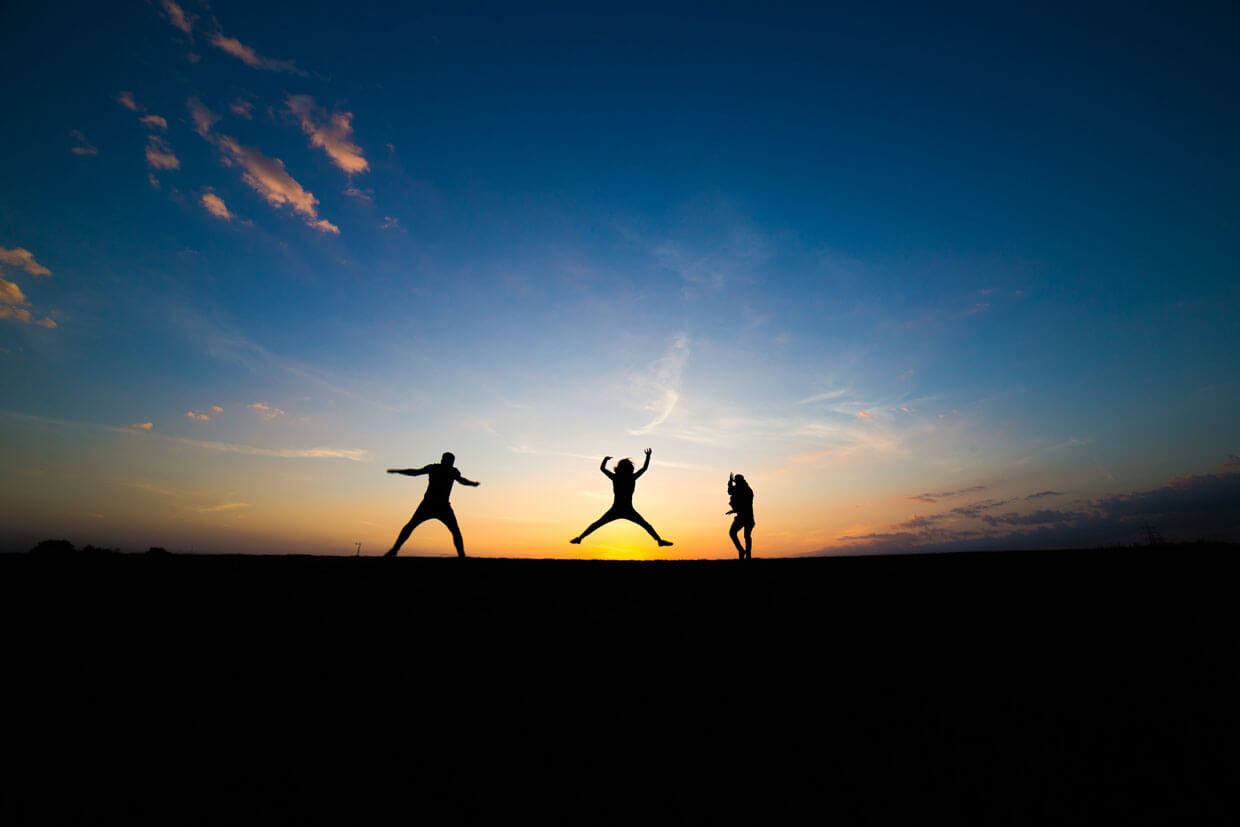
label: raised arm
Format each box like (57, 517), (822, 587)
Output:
(634, 448), (652, 478)
(599, 456), (615, 479)
(386, 466), (430, 476)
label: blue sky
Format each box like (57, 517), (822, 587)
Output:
(1, 1), (1237, 556)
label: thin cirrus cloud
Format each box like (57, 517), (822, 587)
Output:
(189, 99), (339, 234)
(139, 114), (168, 130)
(230, 98), (254, 119)
(209, 33), (302, 74)
(186, 411), (211, 421)
(629, 333), (690, 436)
(117, 91), (140, 111)
(285, 94), (369, 175)
(200, 191), (233, 221)
(248, 402), (286, 420)
(197, 502), (250, 513)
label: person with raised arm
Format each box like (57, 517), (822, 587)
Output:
(384, 451), (479, 557)
(726, 473), (755, 559)
(571, 448), (673, 547)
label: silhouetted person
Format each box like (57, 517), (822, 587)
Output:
(385, 452), (479, 557)
(571, 448), (673, 547)
(727, 473), (755, 559)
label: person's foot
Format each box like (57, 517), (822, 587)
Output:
(569, 537), (582, 544)
(658, 539), (673, 547)
(384, 548), (398, 557)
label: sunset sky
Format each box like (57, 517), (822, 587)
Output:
(2, 1), (1238, 557)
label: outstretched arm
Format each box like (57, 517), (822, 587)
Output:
(599, 456), (615, 479)
(387, 466), (429, 476)
(634, 448), (652, 479)
(458, 475), (480, 487)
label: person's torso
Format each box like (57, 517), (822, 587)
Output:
(612, 474), (635, 506)
(423, 464), (459, 502)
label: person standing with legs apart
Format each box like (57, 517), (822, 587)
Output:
(385, 452), (479, 557)
(727, 473), (755, 559)
(571, 448), (673, 547)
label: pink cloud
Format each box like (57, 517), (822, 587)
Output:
(285, 95), (369, 175)
(139, 114), (168, 130)
(0, 247), (52, 277)
(131, 422), (154, 431)
(161, 0), (194, 34)
(188, 97), (219, 137)
(117, 91), (140, 112)
(70, 130), (98, 156)
(145, 135), (180, 170)
(215, 135), (338, 233)
(248, 402), (286, 420)
(200, 191), (233, 221)
(186, 411), (211, 421)
(209, 33), (300, 74)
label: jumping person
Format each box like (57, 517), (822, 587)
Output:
(385, 452), (479, 557)
(726, 473), (755, 559)
(571, 448), (673, 547)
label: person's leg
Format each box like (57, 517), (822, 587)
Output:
(729, 518), (745, 558)
(627, 510), (673, 546)
(743, 522), (754, 559)
(386, 509), (432, 556)
(572, 510), (618, 543)
(438, 508), (466, 558)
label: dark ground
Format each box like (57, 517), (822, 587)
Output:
(3, 545), (1236, 824)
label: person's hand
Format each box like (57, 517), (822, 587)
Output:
(386, 469), (398, 473)
(729, 472), (734, 481)
(603, 456), (612, 462)
(644, 448), (652, 457)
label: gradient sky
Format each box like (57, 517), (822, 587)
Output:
(2, 1), (1238, 557)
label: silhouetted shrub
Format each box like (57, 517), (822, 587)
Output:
(81, 545), (118, 555)
(146, 547), (171, 556)
(30, 539), (74, 555)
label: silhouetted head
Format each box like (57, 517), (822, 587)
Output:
(734, 474), (746, 485)
(615, 458), (635, 476)
(441, 451), (456, 467)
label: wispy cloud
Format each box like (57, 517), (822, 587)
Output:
(167, 437), (367, 461)
(248, 402), (286, 420)
(186, 410), (211, 421)
(209, 33), (301, 74)
(160, 0), (194, 34)
(1, 410), (367, 461)
(188, 97), (219, 137)
(215, 134), (339, 233)
(0, 248), (52, 277)
(285, 94), (369, 175)
(905, 485), (986, 504)
(230, 98), (254, 119)
(139, 114), (168, 130)
(117, 91), (140, 112)
(200, 191), (233, 221)
(0, 250), (56, 328)
(145, 135), (180, 170)
(197, 502), (250, 512)
(1025, 490), (1063, 500)
(70, 130), (98, 156)
(189, 97), (339, 232)
(629, 333), (690, 435)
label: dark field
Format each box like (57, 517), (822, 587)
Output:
(4, 546), (1236, 823)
